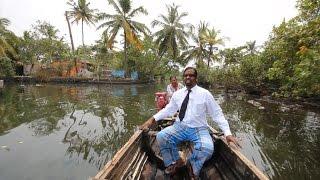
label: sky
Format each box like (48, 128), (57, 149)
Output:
(0, 0), (298, 49)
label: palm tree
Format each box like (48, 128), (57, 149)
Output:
(97, 0), (149, 77)
(65, 11), (75, 55)
(0, 17), (16, 57)
(151, 4), (190, 61)
(245, 40), (258, 55)
(67, 0), (97, 46)
(64, 11), (77, 73)
(201, 27), (225, 68)
(180, 21), (209, 67)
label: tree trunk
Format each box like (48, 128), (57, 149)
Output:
(124, 30), (128, 78)
(65, 11), (75, 54)
(81, 19), (84, 47)
(208, 45), (213, 68)
(65, 11), (77, 73)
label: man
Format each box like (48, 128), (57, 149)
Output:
(141, 67), (239, 178)
(166, 76), (184, 102)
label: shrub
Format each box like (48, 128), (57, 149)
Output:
(0, 57), (15, 77)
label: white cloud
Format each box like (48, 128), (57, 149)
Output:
(0, 0), (297, 48)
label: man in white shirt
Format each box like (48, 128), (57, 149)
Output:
(141, 67), (239, 178)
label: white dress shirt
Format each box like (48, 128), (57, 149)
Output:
(153, 85), (232, 136)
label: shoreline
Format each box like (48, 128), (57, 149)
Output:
(1, 76), (153, 85)
(1, 76), (319, 107)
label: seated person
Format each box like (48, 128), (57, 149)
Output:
(142, 67), (239, 179)
(167, 76), (184, 102)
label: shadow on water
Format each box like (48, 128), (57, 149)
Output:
(0, 84), (319, 180)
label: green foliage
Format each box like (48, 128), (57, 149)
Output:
(0, 17), (18, 58)
(76, 45), (94, 61)
(292, 49), (320, 96)
(197, 65), (241, 90)
(97, 0), (149, 77)
(239, 55), (266, 91)
(67, 0), (97, 46)
(126, 37), (178, 80)
(296, 0), (320, 21)
(151, 4), (189, 61)
(0, 56), (15, 77)
(261, 0), (320, 98)
(19, 21), (70, 65)
(221, 47), (245, 66)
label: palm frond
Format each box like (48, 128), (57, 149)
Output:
(107, 0), (123, 15)
(128, 6), (148, 17)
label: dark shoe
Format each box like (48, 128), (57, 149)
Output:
(186, 162), (199, 180)
(164, 159), (185, 175)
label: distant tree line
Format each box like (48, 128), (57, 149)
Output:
(0, 0), (319, 98)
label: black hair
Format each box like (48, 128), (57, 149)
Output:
(183, 67), (197, 77)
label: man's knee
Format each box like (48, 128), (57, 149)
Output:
(156, 131), (167, 144)
(204, 141), (214, 156)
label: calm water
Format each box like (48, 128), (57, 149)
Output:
(0, 84), (319, 180)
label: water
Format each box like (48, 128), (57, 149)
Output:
(0, 84), (319, 180)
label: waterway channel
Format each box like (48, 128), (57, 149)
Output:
(0, 84), (319, 180)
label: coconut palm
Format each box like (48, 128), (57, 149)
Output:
(64, 11), (77, 73)
(245, 40), (258, 55)
(0, 17), (16, 57)
(67, 0), (97, 46)
(180, 21), (209, 67)
(0, 18), (10, 32)
(97, 0), (149, 77)
(65, 11), (75, 55)
(201, 27), (225, 67)
(151, 4), (190, 61)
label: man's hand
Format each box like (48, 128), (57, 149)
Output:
(139, 117), (155, 132)
(226, 135), (241, 148)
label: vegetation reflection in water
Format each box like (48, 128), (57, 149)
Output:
(0, 84), (319, 180)
(0, 84), (158, 180)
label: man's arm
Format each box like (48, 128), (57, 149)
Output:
(206, 92), (232, 136)
(140, 93), (178, 131)
(140, 116), (155, 131)
(206, 92), (241, 147)
(153, 93), (178, 120)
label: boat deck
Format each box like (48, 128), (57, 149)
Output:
(93, 120), (268, 180)
(139, 136), (240, 180)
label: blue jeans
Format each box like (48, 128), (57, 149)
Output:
(156, 122), (214, 176)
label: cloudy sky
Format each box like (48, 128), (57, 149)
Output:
(1, 0), (298, 48)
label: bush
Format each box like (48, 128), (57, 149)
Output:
(34, 68), (51, 82)
(0, 57), (15, 77)
(239, 55), (266, 92)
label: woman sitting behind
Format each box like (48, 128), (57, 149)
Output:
(167, 76), (184, 102)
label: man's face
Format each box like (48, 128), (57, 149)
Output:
(183, 69), (197, 88)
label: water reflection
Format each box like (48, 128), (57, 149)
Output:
(0, 84), (319, 180)
(0, 84), (158, 180)
(214, 94), (320, 180)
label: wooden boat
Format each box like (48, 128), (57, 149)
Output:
(93, 117), (269, 180)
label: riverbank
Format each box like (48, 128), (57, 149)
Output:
(1, 76), (153, 85)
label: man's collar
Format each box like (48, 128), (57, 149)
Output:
(184, 85), (198, 92)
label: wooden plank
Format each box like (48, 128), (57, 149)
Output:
(120, 148), (142, 179)
(94, 118), (156, 179)
(131, 152), (147, 179)
(94, 130), (143, 179)
(137, 155), (148, 179)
